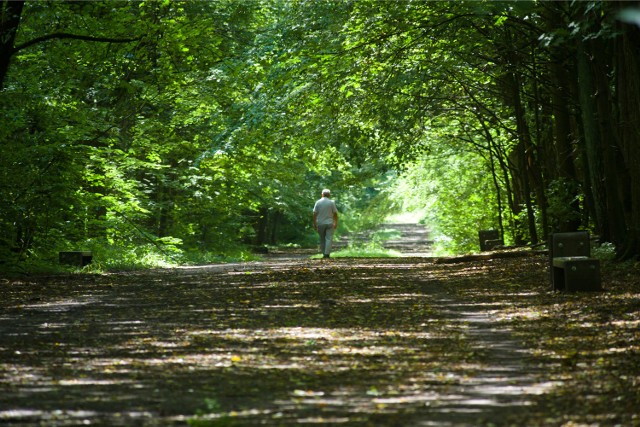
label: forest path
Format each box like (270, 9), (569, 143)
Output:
(362, 222), (433, 257)
(269, 222), (434, 260)
(0, 251), (562, 426)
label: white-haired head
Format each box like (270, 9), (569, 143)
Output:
(322, 189), (331, 197)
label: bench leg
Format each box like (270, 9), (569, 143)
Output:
(554, 260), (602, 292)
(552, 266), (566, 291)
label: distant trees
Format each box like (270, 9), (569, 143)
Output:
(266, 0), (640, 259)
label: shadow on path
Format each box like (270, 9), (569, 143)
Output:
(417, 297), (555, 426)
(0, 242), (558, 426)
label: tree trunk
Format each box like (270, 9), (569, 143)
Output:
(549, 62), (577, 181)
(576, 38), (608, 239)
(614, 13), (640, 260)
(0, 0), (24, 89)
(590, 37), (628, 248)
(269, 210), (281, 245)
(508, 145), (530, 246)
(487, 138), (505, 240)
(255, 207), (268, 246)
(548, 60), (583, 233)
(529, 43), (554, 240)
(508, 70), (539, 245)
(544, 2), (579, 181)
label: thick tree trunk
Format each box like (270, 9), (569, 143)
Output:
(614, 16), (640, 260)
(544, 2), (579, 182)
(495, 140), (518, 244)
(508, 71), (539, 245)
(550, 62), (577, 181)
(508, 145), (532, 246)
(576, 38), (608, 239)
(0, 0), (24, 89)
(548, 61), (582, 233)
(530, 51), (550, 239)
(590, 37), (628, 248)
(532, 1), (582, 235)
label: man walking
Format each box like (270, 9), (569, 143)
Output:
(313, 189), (338, 259)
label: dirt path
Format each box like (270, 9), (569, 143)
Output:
(1, 225), (638, 426)
(331, 223), (434, 257)
(0, 258), (540, 426)
(375, 223), (434, 257)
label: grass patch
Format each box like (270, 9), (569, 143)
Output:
(1, 243), (264, 276)
(385, 211), (426, 224)
(371, 228), (402, 241)
(83, 246), (262, 273)
(311, 242), (401, 259)
(309, 223), (406, 259)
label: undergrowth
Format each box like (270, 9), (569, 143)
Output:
(0, 242), (261, 276)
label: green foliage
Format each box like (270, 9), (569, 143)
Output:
(371, 228), (403, 242)
(546, 178), (583, 232)
(85, 243), (179, 272)
(317, 243), (401, 259)
(3, 0), (640, 270)
(592, 242), (617, 261)
(390, 144), (500, 255)
(1, 0), (327, 271)
(71, 242), (259, 273)
(339, 195), (390, 236)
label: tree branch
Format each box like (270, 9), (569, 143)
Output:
(12, 32), (140, 54)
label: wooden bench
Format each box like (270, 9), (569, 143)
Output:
(479, 229), (503, 251)
(59, 251), (93, 267)
(549, 232), (601, 291)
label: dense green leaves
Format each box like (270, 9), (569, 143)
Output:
(2, 0), (640, 270)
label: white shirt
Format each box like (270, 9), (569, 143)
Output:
(313, 197), (337, 225)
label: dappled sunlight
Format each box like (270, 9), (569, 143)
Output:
(1, 255), (638, 425)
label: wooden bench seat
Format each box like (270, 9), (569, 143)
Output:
(479, 229), (503, 251)
(552, 256), (601, 292)
(59, 251), (93, 267)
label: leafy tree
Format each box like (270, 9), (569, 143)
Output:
(3, 0), (640, 269)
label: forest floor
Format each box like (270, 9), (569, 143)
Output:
(1, 224), (639, 426)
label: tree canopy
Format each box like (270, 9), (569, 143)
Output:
(2, 0), (640, 270)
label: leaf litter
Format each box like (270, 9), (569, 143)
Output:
(0, 253), (639, 426)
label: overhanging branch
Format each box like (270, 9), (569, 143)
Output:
(12, 32), (141, 54)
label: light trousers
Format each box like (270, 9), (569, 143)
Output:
(317, 224), (334, 255)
